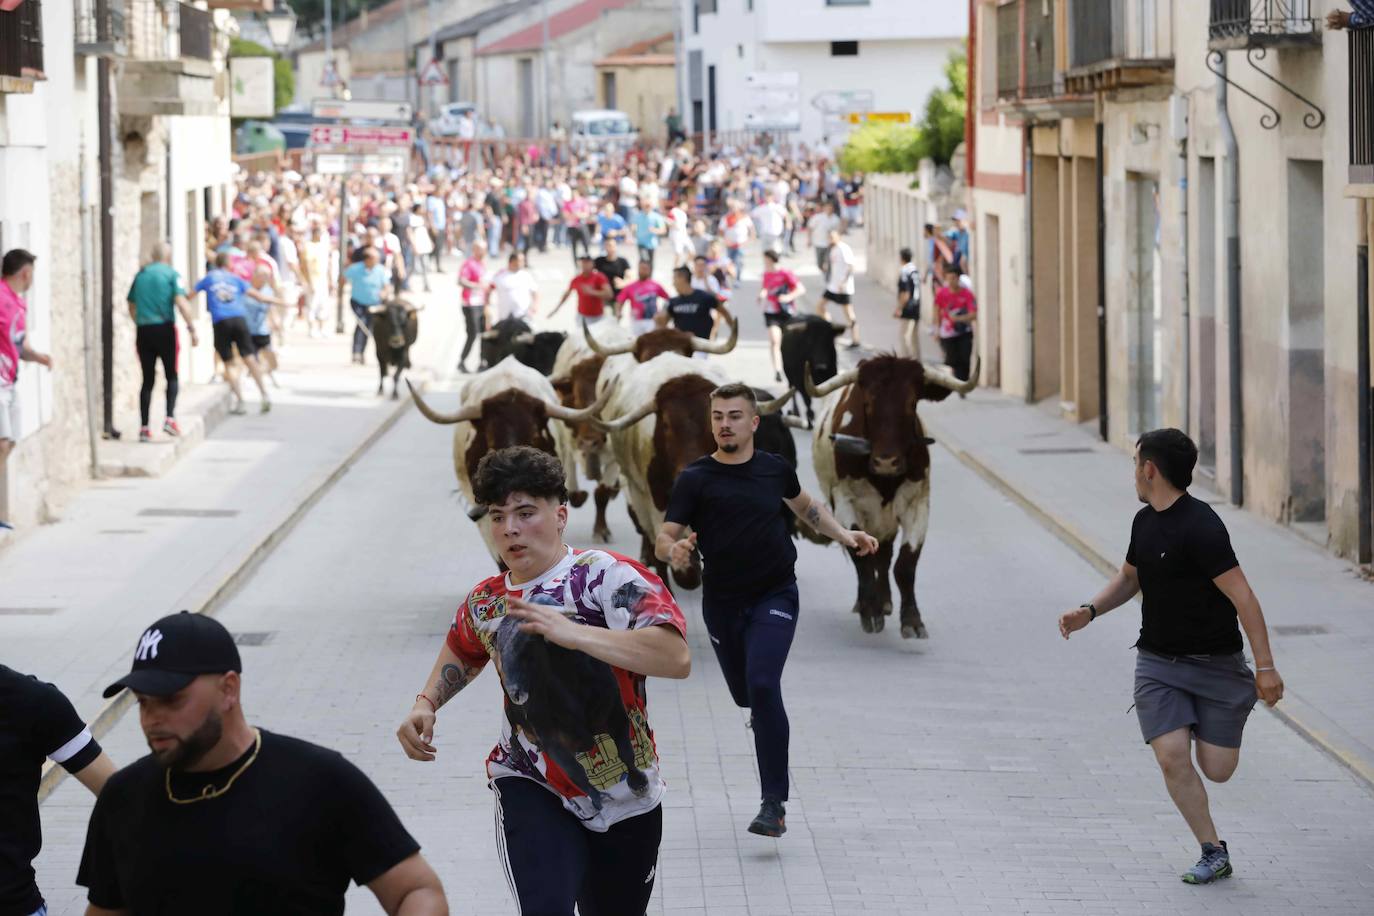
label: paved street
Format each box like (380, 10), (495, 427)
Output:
(22, 241), (1374, 914)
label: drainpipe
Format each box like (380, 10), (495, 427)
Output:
(1096, 119), (1108, 441)
(1357, 199), (1371, 564)
(98, 56), (117, 440)
(1217, 53), (1243, 506)
(1024, 124), (1035, 403)
(79, 143), (100, 478)
(1172, 93), (1190, 438)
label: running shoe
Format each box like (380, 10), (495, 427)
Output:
(162, 418), (181, 437)
(138, 427), (152, 443)
(0, 520), (13, 530)
(1182, 841), (1231, 885)
(229, 402), (248, 417)
(260, 400), (272, 415)
(747, 799), (786, 837)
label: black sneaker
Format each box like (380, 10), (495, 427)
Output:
(1182, 841), (1232, 884)
(747, 799), (786, 837)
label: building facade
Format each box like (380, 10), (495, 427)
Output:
(970, 0), (1374, 564)
(676, 0), (964, 147)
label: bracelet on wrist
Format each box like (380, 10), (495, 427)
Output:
(1081, 603), (1097, 621)
(1255, 666), (1276, 673)
(415, 693), (437, 712)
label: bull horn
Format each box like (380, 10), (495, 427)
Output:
(480, 329), (499, 340)
(588, 395), (656, 433)
(782, 415), (809, 430)
(512, 332), (535, 345)
(367, 304), (388, 314)
(545, 377), (618, 425)
(922, 355), (981, 395)
(756, 388), (794, 415)
(407, 380), (483, 424)
(805, 363), (858, 399)
(583, 318), (633, 357)
(690, 315), (739, 355)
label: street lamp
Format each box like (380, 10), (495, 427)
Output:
(264, 4), (297, 51)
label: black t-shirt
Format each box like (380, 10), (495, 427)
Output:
(666, 290), (720, 338)
(1126, 494), (1243, 655)
(77, 730), (418, 915)
(594, 255), (630, 289)
(0, 665), (102, 916)
(665, 451), (801, 601)
(898, 262), (920, 320)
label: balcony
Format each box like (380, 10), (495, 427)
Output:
(118, 0), (218, 117)
(1208, 0), (1319, 51)
(1353, 29), (1374, 187)
(75, 0), (128, 57)
(995, 0), (1090, 119)
(0, 0), (43, 93)
(1065, 0), (1174, 94)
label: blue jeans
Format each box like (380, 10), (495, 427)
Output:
(351, 299), (374, 357)
(727, 245), (745, 283)
(30, 906), (48, 916)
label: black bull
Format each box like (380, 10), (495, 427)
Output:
(371, 303), (419, 399)
(780, 314), (845, 427)
(481, 317), (566, 376)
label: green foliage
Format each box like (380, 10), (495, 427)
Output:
(228, 38), (294, 114)
(837, 45), (967, 173)
(289, 0), (392, 40)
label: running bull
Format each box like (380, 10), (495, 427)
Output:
(370, 300), (422, 399)
(480, 317), (567, 376)
(807, 354), (979, 637)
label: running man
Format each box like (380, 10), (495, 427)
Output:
(1058, 428), (1284, 886)
(397, 446), (689, 915)
(80, 612), (448, 914)
(193, 253), (271, 415)
(616, 260), (671, 335)
(656, 384), (878, 837)
(818, 227), (859, 348)
(126, 242), (198, 443)
(892, 246), (921, 358)
(0, 250), (51, 530)
(757, 249), (804, 382)
(549, 254), (613, 324)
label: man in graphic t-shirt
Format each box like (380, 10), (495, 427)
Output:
(616, 261), (671, 335)
(662, 266), (726, 353)
(1, 665), (116, 916)
(656, 384), (877, 838)
(398, 446), (688, 915)
(550, 255), (613, 323)
(1058, 428), (1284, 887)
(892, 246), (921, 358)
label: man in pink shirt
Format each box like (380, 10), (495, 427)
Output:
(616, 261), (671, 335)
(457, 240), (491, 374)
(757, 250), (805, 382)
(1, 250), (53, 530)
(933, 263), (977, 386)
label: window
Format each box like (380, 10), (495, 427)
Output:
(831, 41), (859, 56)
(692, 0), (699, 33)
(699, 0), (716, 12)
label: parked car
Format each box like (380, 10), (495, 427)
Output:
(569, 109), (637, 154)
(234, 121), (286, 155)
(432, 102), (478, 137)
(271, 108), (325, 150)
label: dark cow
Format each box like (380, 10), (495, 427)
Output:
(496, 612), (647, 812)
(780, 314), (847, 427)
(582, 315), (739, 363)
(369, 301), (420, 399)
(480, 317), (567, 375)
(808, 355), (980, 637)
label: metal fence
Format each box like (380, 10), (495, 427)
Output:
(995, 0), (1020, 99)
(1353, 29), (1374, 184)
(75, 0), (126, 49)
(125, 0), (212, 61)
(1023, 0), (1057, 97)
(0, 0), (44, 79)
(1209, 0), (1317, 43)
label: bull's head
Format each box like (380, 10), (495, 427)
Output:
(806, 356), (980, 477)
(495, 616), (535, 706)
(407, 377), (618, 432)
(583, 316), (739, 362)
(551, 355), (611, 467)
(784, 316), (847, 386)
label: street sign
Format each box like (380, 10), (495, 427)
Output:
(315, 152), (407, 175)
(418, 58), (448, 87)
(229, 57), (275, 119)
(846, 111), (912, 125)
(743, 70), (800, 130)
(311, 98), (413, 123)
(309, 125), (415, 149)
(320, 61), (341, 88)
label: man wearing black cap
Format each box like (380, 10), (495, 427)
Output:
(77, 611), (449, 915)
(1, 666), (115, 916)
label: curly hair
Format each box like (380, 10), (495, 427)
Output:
(472, 446), (568, 507)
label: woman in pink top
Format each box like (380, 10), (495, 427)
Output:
(457, 240), (491, 374)
(563, 194), (592, 266)
(757, 249), (805, 381)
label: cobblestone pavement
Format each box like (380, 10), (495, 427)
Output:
(30, 240), (1374, 915)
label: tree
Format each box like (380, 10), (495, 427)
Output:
(228, 37), (294, 114)
(837, 45), (967, 173)
(290, 0), (394, 39)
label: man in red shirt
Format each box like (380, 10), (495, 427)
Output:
(757, 250), (805, 382)
(550, 255), (613, 323)
(932, 263), (976, 385)
(615, 261), (671, 335)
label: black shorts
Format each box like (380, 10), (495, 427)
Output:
(212, 316), (256, 361)
(764, 312), (794, 329)
(823, 290), (851, 306)
(251, 334), (273, 351)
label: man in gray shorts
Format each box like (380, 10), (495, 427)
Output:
(1057, 428), (1284, 886)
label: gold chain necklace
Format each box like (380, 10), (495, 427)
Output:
(164, 728), (262, 805)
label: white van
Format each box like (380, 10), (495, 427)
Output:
(569, 109), (637, 153)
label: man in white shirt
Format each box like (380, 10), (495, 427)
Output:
(668, 201), (694, 267)
(490, 251), (540, 323)
(750, 194), (787, 258)
(818, 228), (860, 348)
(806, 202), (842, 276)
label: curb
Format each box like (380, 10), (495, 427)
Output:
(923, 409), (1374, 796)
(36, 386), (421, 803)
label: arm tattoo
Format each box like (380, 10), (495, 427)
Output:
(804, 504), (822, 530)
(434, 661), (478, 707)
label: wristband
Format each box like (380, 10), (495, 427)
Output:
(1255, 666), (1276, 673)
(415, 694), (437, 712)
(1081, 603), (1097, 621)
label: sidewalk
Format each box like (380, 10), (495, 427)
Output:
(1, 259), (469, 797)
(839, 239), (1374, 790)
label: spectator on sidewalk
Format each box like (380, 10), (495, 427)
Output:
(818, 228), (860, 349)
(300, 222), (335, 340)
(126, 242), (199, 443)
(194, 253), (273, 416)
(1, 664), (117, 916)
(893, 246), (921, 358)
(245, 265), (292, 384)
(425, 185), (448, 271)
(617, 260), (672, 335)
(1058, 428), (1285, 887)
(806, 202), (841, 276)
(342, 247), (390, 367)
(758, 250), (804, 382)
(0, 250), (52, 530)
(932, 263), (976, 385)
(456, 240), (491, 374)
(840, 172), (865, 229)
(1326, 1), (1374, 29)
(550, 255), (613, 325)
(82, 612), (449, 914)
(490, 251), (540, 325)
(407, 204), (434, 293)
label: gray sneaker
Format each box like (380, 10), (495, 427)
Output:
(1182, 841), (1232, 884)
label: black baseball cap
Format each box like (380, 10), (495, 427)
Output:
(102, 611), (242, 699)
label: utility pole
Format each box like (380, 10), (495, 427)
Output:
(542, 0), (551, 134)
(403, 0), (413, 110)
(323, 0), (333, 96)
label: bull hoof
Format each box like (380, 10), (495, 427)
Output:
(882, 599), (893, 616)
(871, 614), (885, 633)
(860, 615), (876, 633)
(900, 621), (929, 640)
(592, 525), (612, 543)
(569, 490), (589, 508)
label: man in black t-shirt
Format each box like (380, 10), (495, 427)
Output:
(1, 667), (115, 916)
(78, 612), (448, 916)
(661, 266), (725, 345)
(593, 237), (631, 301)
(1057, 428), (1284, 887)
(656, 383), (877, 838)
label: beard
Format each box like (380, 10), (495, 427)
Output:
(148, 710), (224, 771)
(720, 442), (739, 453)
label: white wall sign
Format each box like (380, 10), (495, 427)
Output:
(743, 71), (801, 130)
(230, 57), (276, 119)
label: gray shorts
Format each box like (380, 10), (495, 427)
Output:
(1133, 648), (1257, 748)
(0, 384), (18, 443)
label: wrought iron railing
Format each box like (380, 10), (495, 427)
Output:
(75, 0), (127, 51)
(1353, 29), (1374, 184)
(1209, 0), (1318, 44)
(0, 0), (44, 79)
(1070, 0), (1124, 68)
(996, 0), (1020, 99)
(178, 2), (211, 60)
(1023, 0), (1056, 97)
(125, 0), (212, 62)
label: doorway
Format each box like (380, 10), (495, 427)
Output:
(1127, 174), (1163, 435)
(601, 71), (617, 109)
(518, 58), (535, 137)
(1286, 159), (1326, 523)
